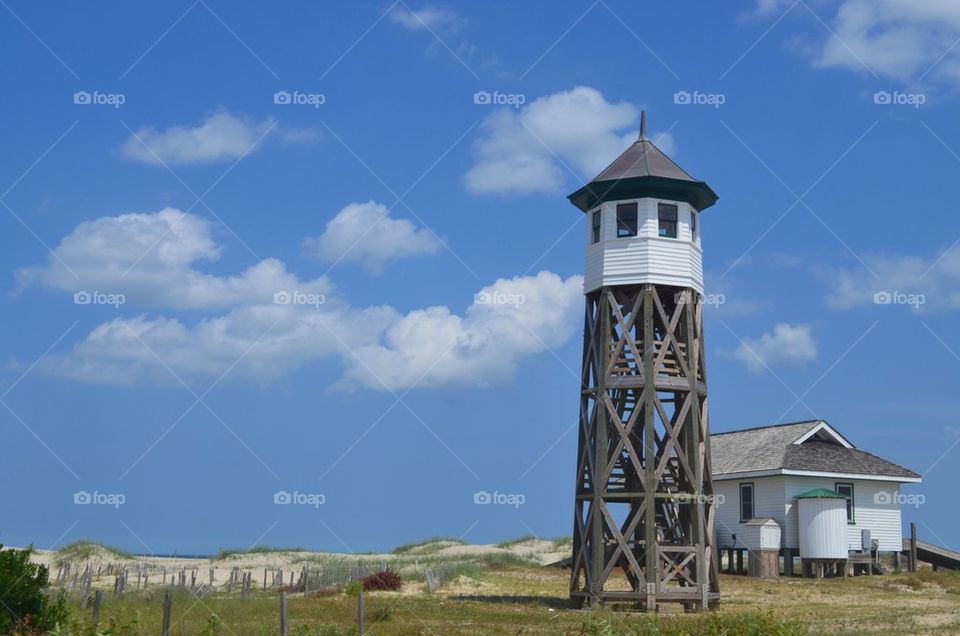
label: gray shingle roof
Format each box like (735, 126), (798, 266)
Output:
(711, 420), (920, 481)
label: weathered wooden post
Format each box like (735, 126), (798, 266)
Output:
(92, 590), (103, 628)
(279, 591), (288, 636)
(910, 522), (918, 573)
(162, 588), (173, 636)
(357, 588), (365, 635)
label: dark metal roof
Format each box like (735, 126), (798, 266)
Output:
(711, 420), (921, 481)
(568, 112), (718, 213)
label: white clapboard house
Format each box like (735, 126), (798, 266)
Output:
(711, 420), (921, 557)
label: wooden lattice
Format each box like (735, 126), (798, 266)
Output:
(570, 284), (720, 610)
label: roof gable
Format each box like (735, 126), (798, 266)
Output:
(711, 420), (921, 481)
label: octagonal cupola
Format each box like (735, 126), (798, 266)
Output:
(568, 112), (718, 294)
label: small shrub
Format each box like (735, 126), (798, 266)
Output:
(0, 545), (70, 633)
(360, 569), (402, 591)
(344, 580), (364, 597)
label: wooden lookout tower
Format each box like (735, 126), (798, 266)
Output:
(567, 112), (721, 610)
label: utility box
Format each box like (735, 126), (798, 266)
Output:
(743, 518), (781, 579)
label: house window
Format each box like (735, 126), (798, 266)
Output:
(616, 202), (638, 238)
(658, 203), (678, 238)
(592, 209), (601, 243)
(739, 483), (754, 522)
(836, 482), (855, 524)
(690, 211), (697, 241)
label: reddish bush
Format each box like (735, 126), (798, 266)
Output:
(360, 569), (402, 591)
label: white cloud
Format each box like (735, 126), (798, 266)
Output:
(121, 111), (317, 165)
(730, 323), (818, 372)
(465, 86), (641, 194)
(341, 271), (583, 390)
(826, 248), (960, 310)
(756, 0), (960, 85)
(20, 210), (583, 390)
(388, 5), (460, 33)
(303, 201), (441, 272)
(16, 208), (330, 310)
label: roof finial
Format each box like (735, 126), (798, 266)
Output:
(639, 110), (647, 141)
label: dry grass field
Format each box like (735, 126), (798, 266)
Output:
(26, 540), (960, 635)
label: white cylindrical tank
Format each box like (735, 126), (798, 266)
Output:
(797, 489), (848, 559)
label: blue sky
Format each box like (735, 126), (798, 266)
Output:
(1, 0), (958, 556)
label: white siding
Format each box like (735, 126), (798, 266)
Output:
(783, 476), (903, 552)
(583, 198), (703, 294)
(715, 475), (906, 552)
(715, 477), (785, 549)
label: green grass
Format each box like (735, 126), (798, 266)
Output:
(53, 590), (810, 636)
(56, 540), (134, 565)
(494, 534), (538, 548)
(390, 537), (466, 555)
(212, 546), (306, 561)
(44, 564), (960, 635)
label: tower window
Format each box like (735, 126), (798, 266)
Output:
(690, 211), (697, 241)
(658, 203), (678, 238)
(616, 202), (638, 238)
(591, 209), (602, 243)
